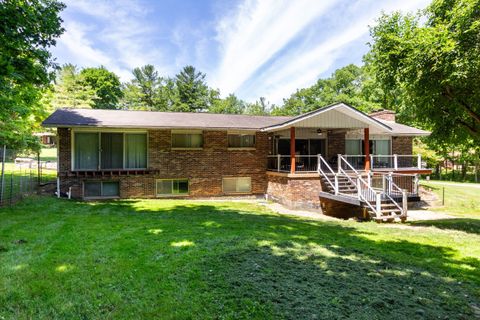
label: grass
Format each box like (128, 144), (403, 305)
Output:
(38, 147), (57, 162)
(0, 197), (479, 319)
(421, 180), (480, 217)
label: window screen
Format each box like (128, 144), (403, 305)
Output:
(222, 177), (252, 194)
(346, 140), (361, 155)
(156, 179), (189, 195)
(228, 134), (255, 148)
(172, 133), (203, 148)
(74, 132), (99, 170)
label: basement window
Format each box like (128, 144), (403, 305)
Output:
(156, 179), (189, 196)
(222, 177), (251, 194)
(84, 181), (119, 198)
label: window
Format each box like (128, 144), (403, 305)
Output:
(156, 179), (189, 196)
(74, 132), (99, 170)
(73, 131), (147, 170)
(222, 177), (251, 194)
(346, 139), (362, 155)
(101, 133), (123, 169)
(125, 133), (147, 168)
(84, 181), (119, 198)
(228, 134), (255, 148)
(171, 130), (203, 148)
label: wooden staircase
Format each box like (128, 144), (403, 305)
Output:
(317, 155), (408, 222)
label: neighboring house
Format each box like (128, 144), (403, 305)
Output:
(33, 132), (56, 146)
(42, 102), (431, 221)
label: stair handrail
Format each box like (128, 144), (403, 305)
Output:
(384, 174), (408, 216)
(338, 155), (380, 216)
(317, 155), (336, 192)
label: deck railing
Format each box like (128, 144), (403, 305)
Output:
(341, 154), (424, 170)
(267, 155), (319, 172)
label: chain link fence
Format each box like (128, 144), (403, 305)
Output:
(0, 146), (57, 206)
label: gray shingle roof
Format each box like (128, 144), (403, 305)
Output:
(42, 107), (430, 136)
(42, 108), (292, 130)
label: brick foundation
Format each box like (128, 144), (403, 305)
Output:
(266, 172), (323, 210)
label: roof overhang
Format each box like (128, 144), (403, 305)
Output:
(261, 103), (392, 133)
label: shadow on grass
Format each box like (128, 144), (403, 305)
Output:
(1, 197), (479, 319)
(410, 218), (480, 235)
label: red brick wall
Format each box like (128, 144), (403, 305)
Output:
(57, 128), (269, 199)
(266, 173), (323, 210)
(392, 136), (413, 155)
(327, 131), (345, 161)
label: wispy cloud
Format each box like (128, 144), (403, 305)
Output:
(54, 0), (170, 80)
(212, 0), (430, 103)
(211, 0), (339, 94)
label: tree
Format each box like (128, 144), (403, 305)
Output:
(52, 64), (95, 109)
(209, 93), (245, 114)
(273, 64), (381, 116)
(79, 67), (123, 109)
(366, 0), (480, 144)
(173, 65), (210, 112)
(245, 97), (270, 115)
(0, 0), (65, 151)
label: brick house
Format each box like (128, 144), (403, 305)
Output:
(43, 103), (431, 220)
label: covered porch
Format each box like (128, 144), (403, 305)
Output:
(263, 104), (429, 175)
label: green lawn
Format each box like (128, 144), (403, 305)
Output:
(38, 147), (57, 162)
(421, 181), (480, 217)
(1, 197), (479, 319)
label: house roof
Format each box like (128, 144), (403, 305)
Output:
(42, 108), (292, 130)
(42, 104), (430, 136)
(260, 102), (392, 133)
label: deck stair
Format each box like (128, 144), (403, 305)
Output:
(317, 155), (408, 222)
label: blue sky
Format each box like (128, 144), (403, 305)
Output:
(52, 0), (430, 104)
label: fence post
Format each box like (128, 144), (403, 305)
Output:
(367, 172), (372, 188)
(334, 174), (339, 195)
(0, 145), (5, 205)
(393, 154), (398, 170)
(277, 154), (280, 172)
(370, 154), (374, 169)
(414, 174), (419, 195)
(417, 154), (422, 169)
(337, 154), (342, 173)
(375, 192), (382, 218)
(382, 174), (386, 193)
(402, 189), (408, 216)
(9, 172), (13, 205)
(317, 154), (320, 171)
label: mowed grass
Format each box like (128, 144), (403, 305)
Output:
(0, 197), (479, 319)
(421, 181), (480, 217)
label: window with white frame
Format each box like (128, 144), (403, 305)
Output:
(171, 130), (203, 148)
(156, 179), (189, 196)
(73, 131), (147, 170)
(222, 177), (252, 194)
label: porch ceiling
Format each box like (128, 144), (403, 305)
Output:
(262, 102), (392, 133)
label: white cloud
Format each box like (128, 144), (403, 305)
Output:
(54, 0), (170, 81)
(212, 0), (430, 103)
(211, 0), (339, 94)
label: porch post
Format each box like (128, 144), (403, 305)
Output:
(364, 128), (370, 171)
(290, 127), (296, 174)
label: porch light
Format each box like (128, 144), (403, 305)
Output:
(316, 129), (323, 136)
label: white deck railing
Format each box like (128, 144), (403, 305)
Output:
(340, 154), (425, 170)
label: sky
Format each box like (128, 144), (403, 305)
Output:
(52, 0), (430, 104)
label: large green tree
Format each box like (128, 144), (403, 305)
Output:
(52, 64), (95, 109)
(79, 67), (123, 109)
(0, 0), (65, 151)
(209, 93), (245, 114)
(273, 64), (381, 116)
(366, 0), (480, 144)
(173, 65), (210, 112)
